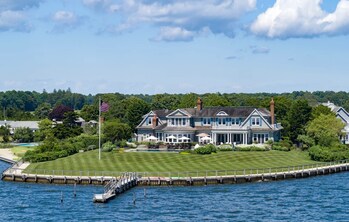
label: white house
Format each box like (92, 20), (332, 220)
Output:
(137, 98), (282, 145)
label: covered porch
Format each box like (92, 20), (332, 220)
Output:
(211, 131), (249, 145)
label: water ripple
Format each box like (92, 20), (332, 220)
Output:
(1, 161), (349, 221)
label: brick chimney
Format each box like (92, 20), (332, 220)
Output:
(152, 114), (157, 129)
(197, 97), (203, 111)
(270, 97), (275, 127)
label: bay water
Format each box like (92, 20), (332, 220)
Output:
(1, 161), (348, 221)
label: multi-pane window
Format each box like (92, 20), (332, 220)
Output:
(251, 117), (260, 126)
(169, 118), (188, 126)
(202, 118), (211, 125)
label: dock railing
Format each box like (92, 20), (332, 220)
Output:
(8, 160), (348, 178)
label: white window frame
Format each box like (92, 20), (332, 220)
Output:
(251, 117), (260, 126)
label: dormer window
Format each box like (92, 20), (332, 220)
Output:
(217, 111), (228, 116)
(169, 118), (189, 127)
(146, 117), (152, 125)
(251, 117), (260, 126)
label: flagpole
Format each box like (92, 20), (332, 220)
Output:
(98, 97), (101, 160)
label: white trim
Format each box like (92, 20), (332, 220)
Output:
(216, 111), (228, 116)
(240, 109), (273, 129)
(137, 111), (157, 128)
(166, 109), (192, 118)
(337, 107), (349, 118)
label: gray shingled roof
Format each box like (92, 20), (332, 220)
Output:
(0, 121), (39, 129)
(154, 107), (270, 118)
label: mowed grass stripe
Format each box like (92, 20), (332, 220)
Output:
(25, 150), (319, 176)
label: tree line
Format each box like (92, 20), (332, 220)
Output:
(1, 89), (348, 162)
(2, 89), (349, 143)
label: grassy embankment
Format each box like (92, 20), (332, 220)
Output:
(11, 146), (35, 158)
(25, 150), (320, 176)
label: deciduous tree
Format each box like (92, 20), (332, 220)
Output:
(103, 121), (132, 143)
(306, 114), (345, 147)
(13, 127), (34, 143)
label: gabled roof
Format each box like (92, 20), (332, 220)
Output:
(240, 109), (272, 129)
(182, 107), (270, 118)
(142, 107), (271, 119)
(166, 109), (192, 118)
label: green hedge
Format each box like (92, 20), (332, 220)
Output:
(23, 134), (101, 163)
(272, 145), (290, 152)
(217, 145), (233, 152)
(309, 145), (349, 162)
(195, 144), (217, 155)
(0, 143), (15, 149)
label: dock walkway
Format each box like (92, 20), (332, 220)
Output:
(93, 172), (138, 203)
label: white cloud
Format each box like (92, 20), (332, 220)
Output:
(321, 0), (349, 34)
(251, 0), (349, 38)
(0, 0), (43, 11)
(0, 0), (43, 32)
(154, 26), (195, 42)
(51, 11), (85, 32)
(53, 11), (77, 24)
(91, 0), (256, 41)
(82, 0), (119, 13)
(0, 10), (31, 32)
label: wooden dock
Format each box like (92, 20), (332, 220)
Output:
(93, 172), (138, 203)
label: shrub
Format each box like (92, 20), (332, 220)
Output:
(309, 145), (349, 162)
(87, 145), (97, 151)
(102, 141), (115, 152)
(116, 140), (128, 148)
(195, 144), (217, 155)
(217, 145), (233, 152)
(0, 143), (15, 149)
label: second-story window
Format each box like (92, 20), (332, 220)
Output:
(251, 117), (261, 126)
(147, 117), (152, 125)
(202, 118), (211, 126)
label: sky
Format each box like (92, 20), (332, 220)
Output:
(0, 0), (349, 95)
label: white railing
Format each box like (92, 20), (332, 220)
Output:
(11, 160), (348, 178)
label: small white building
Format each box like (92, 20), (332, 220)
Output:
(0, 121), (39, 134)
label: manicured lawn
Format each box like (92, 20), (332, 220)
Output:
(25, 150), (320, 176)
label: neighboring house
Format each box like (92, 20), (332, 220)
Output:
(136, 98), (282, 145)
(0, 121), (39, 134)
(322, 101), (349, 144)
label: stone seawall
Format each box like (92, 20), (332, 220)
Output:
(2, 162), (349, 186)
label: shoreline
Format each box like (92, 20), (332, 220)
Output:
(0, 148), (17, 164)
(2, 161), (349, 187)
